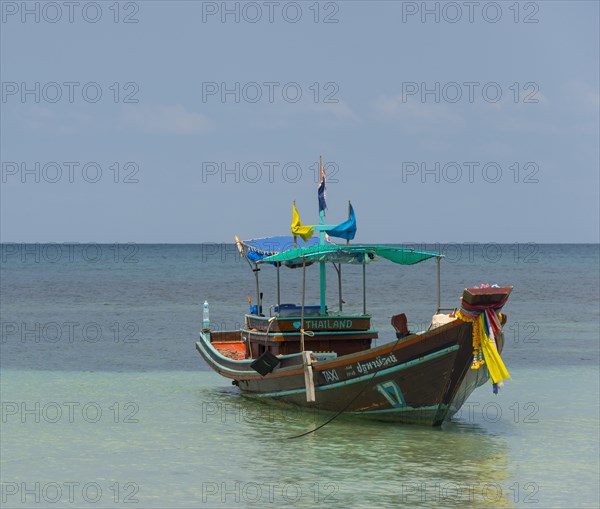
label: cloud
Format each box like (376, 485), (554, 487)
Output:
(309, 101), (358, 122)
(564, 81), (600, 112)
(121, 104), (211, 134)
(8, 106), (96, 134)
(374, 95), (465, 133)
(247, 100), (358, 130)
(490, 81), (598, 136)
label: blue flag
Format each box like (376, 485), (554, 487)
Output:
(326, 203), (357, 241)
(318, 170), (326, 214)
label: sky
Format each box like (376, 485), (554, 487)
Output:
(1, 0), (598, 243)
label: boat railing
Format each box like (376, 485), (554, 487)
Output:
(436, 307), (457, 315)
(268, 304), (325, 318)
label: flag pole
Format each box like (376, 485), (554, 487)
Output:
(293, 200), (297, 248)
(346, 200), (350, 246)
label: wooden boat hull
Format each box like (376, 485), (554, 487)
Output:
(196, 319), (484, 426)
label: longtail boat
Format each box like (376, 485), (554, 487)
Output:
(196, 159), (512, 426)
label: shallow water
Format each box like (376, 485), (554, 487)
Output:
(1, 244), (599, 508)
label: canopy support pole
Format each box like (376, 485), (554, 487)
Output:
(236, 238), (261, 315)
(276, 263), (281, 310)
(362, 255), (367, 315)
(337, 263), (343, 312)
(331, 263), (343, 312)
(341, 200), (350, 311)
(341, 200), (349, 310)
(319, 248), (326, 315)
(437, 256), (441, 312)
(253, 265), (260, 315)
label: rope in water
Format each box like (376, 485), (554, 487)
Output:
(287, 333), (405, 439)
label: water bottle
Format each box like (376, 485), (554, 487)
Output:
(203, 300), (210, 330)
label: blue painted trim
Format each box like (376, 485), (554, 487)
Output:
(253, 345), (459, 398)
(196, 337), (296, 378)
(195, 341), (255, 376)
(349, 404), (447, 415)
(198, 333), (308, 363)
(241, 329), (379, 336)
(247, 314), (372, 321)
(197, 334), (252, 366)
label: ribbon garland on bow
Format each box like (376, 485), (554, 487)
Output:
(456, 292), (511, 394)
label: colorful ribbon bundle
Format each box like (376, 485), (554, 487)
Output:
(456, 290), (510, 394)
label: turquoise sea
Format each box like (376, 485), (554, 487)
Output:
(1, 243), (599, 508)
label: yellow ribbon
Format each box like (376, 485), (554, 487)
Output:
(457, 310), (510, 384)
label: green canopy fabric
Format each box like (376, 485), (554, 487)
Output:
(258, 244), (441, 266)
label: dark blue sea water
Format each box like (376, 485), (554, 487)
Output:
(1, 243), (599, 508)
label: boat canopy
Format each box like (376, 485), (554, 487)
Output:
(236, 236), (329, 264)
(259, 244), (441, 266)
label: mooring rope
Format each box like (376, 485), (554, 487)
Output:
(287, 333), (405, 439)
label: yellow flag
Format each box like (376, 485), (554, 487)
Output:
(291, 203), (314, 241)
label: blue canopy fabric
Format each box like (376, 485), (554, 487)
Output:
(237, 236), (324, 264)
